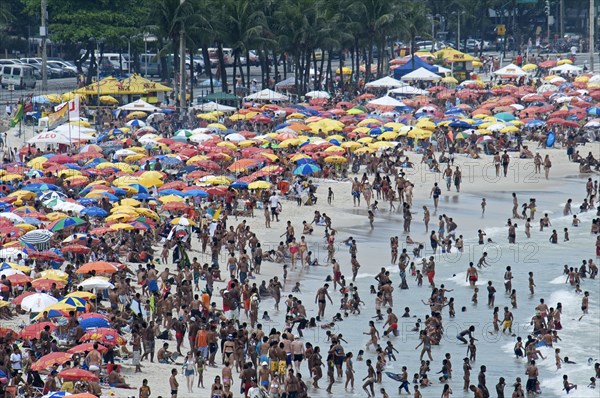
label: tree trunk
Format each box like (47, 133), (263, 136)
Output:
(366, 38), (373, 82)
(272, 50), (279, 82)
(312, 50), (318, 90)
(260, 50), (266, 87)
(238, 54), (246, 89)
(282, 52), (287, 80)
(354, 38), (360, 83)
(304, 49), (311, 93)
(319, 49), (327, 91)
(189, 49), (194, 102)
(293, 52), (300, 95)
(232, 52), (238, 94)
(246, 50), (251, 90)
(217, 42), (228, 92)
(325, 49), (333, 91)
(201, 46), (214, 94)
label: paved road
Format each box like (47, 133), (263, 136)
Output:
(2, 52), (599, 104)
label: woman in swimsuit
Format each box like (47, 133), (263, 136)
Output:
(211, 376), (223, 398)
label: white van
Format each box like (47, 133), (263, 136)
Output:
(0, 64), (36, 89)
(101, 53), (130, 71)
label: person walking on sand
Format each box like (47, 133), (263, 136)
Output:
(362, 359), (376, 398)
(315, 284), (333, 319)
(423, 206), (430, 232)
(351, 177), (362, 207)
(544, 154), (552, 179)
(501, 150), (510, 177)
(169, 368), (179, 398)
(430, 183), (442, 212)
(454, 166), (462, 192)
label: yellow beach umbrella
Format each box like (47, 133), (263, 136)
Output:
(354, 147), (375, 154)
(66, 291), (96, 300)
(324, 155), (348, 164)
(120, 198), (141, 207)
(27, 157), (49, 169)
(441, 76), (458, 83)
(110, 223), (134, 231)
(205, 176), (232, 185)
(159, 195), (184, 204)
(39, 269), (68, 282)
(99, 95), (119, 105)
(378, 131), (398, 140)
(46, 212), (68, 221)
(248, 181), (272, 189)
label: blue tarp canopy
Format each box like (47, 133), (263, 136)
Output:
(393, 56), (439, 79)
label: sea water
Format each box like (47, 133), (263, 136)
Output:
(273, 175), (599, 398)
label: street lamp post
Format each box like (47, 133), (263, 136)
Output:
(590, 0), (595, 72)
(179, 0), (187, 117)
(40, 0), (48, 92)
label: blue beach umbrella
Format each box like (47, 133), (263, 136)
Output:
(293, 164), (321, 175)
(79, 317), (110, 330)
(80, 207), (108, 218)
(183, 189), (209, 197)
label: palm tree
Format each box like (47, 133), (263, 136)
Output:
(147, 0), (194, 83)
(220, 0), (265, 94)
(348, 0), (398, 82)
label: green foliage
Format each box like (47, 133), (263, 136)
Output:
(20, 0), (151, 44)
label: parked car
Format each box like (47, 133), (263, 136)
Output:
(20, 57), (42, 66)
(48, 60), (78, 76)
(28, 64), (63, 79)
(0, 64), (36, 89)
(47, 61), (76, 77)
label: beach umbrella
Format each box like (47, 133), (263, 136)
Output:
(293, 164), (321, 175)
(61, 244), (91, 255)
(31, 278), (65, 292)
(182, 189), (208, 198)
(21, 293), (58, 312)
(58, 297), (87, 311)
(0, 262), (30, 273)
(0, 268), (25, 279)
(0, 212), (26, 224)
(171, 217), (196, 226)
(80, 207), (108, 218)
(12, 291), (36, 306)
(77, 261), (118, 274)
(20, 322), (57, 339)
(78, 276), (114, 290)
(324, 155), (348, 164)
(7, 274), (32, 285)
(48, 217), (86, 232)
(19, 229), (54, 245)
(58, 368), (99, 382)
(126, 119), (146, 127)
(31, 352), (73, 371)
(79, 317), (110, 330)
(248, 181), (272, 189)
(79, 327), (126, 346)
(587, 106), (600, 116)
(67, 342), (108, 354)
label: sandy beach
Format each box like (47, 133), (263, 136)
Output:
(3, 122), (598, 398)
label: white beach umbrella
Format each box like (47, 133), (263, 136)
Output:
(21, 293), (58, 312)
(78, 276), (114, 290)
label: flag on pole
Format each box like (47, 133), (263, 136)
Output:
(212, 206), (222, 221)
(9, 104), (24, 127)
(68, 96), (80, 121)
(47, 102), (69, 130)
